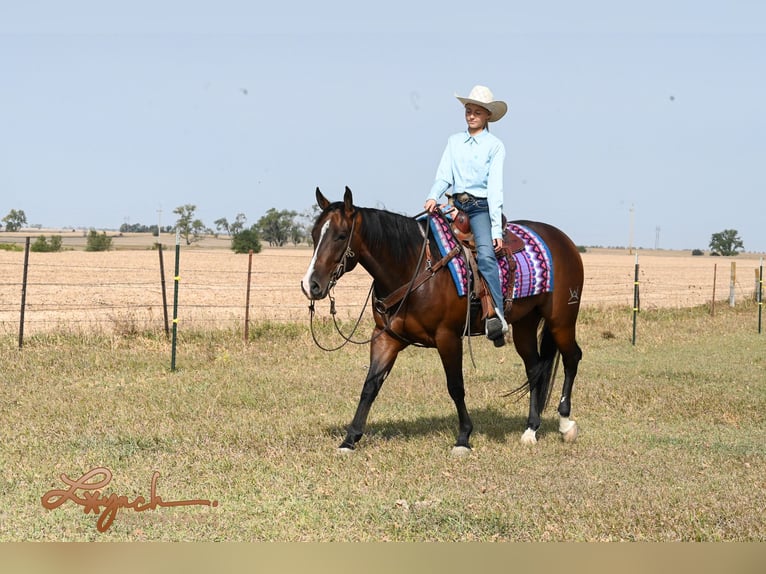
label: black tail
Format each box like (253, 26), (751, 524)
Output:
(504, 322), (559, 410)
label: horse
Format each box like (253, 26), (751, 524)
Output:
(301, 186), (583, 454)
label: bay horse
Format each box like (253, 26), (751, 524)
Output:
(301, 187), (583, 453)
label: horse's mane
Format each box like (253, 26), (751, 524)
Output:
(319, 202), (425, 263)
(356, 206), (426, 263)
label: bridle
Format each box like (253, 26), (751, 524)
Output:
(326, 216), (356, 293)
(307, 212), (369, 352)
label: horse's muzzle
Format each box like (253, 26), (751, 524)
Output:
(301, 277), (329, 301)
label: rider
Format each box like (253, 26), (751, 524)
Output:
(423, 85), (509, 344)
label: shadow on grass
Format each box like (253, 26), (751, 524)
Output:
(324, 406), (530, 445)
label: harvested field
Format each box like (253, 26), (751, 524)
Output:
(0, 231), (763, 335)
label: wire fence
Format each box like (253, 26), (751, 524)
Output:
(0, 244), (763, 339)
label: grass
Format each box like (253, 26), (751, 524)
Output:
(0, 302), (764, 541)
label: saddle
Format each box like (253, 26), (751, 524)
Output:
(372, 208), (521, 324)
(451, 209), (521, 321)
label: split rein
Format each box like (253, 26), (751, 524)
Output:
(307, 210), (434, 352)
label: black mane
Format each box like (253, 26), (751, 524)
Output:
(317, 201), (425, 264)
(356, 207), (426, 263)
(315, 201), (430, 266)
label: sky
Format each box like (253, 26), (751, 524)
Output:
(1, 1), (764, 252)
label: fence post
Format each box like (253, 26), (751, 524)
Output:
(171, 231), (181, 372)
(244, 249), (253, 342)
(18, 237), (31, 349)
(759, 258), (763, 334)
(158, 242), (170, 338)
(632, 253), (639, 345)
(729, 261), (736, 307)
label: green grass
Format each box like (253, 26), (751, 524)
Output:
(1, 302), (764, 541)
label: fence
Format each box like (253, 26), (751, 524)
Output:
(0, 243), (763, 341)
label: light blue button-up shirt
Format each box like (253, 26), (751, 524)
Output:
(427, 128), (506, 239)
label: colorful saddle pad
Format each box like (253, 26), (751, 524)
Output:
(428, 211), (469, 296)
(428, 212), (553, 300)
(503, 223), (554, 299)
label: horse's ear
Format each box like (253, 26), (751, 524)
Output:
(343, 186), (354, 214)
(316, 187), (330, 210)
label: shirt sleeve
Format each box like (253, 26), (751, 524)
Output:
(427, 138), (453, 201)
(487, 141), (506, 240)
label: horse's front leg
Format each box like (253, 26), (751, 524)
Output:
(436, 333), (472, 453)
(338, 330), (405, 452)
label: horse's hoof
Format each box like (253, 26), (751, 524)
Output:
(336, 446), (355, 455)
(560, 421), (579, 443)
(520, 428), (537, 445)
(451, 445), (472, 458)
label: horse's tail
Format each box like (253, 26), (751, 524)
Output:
(504, 320), (559, 410)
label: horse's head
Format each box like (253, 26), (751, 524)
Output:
(301, 186), (360, 300)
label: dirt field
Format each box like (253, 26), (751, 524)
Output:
(0, 231), (763, 335)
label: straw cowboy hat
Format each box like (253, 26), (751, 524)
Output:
(455, 85), (507, 122)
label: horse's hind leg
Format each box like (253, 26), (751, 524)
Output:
(511, 313), (546, 444)
(338, 332), (405, 452)
(550, 325), (583, 442)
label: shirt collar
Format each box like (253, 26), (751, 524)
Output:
(463, 128), (488, 144)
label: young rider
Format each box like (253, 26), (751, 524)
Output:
(423, 85), (509, 343)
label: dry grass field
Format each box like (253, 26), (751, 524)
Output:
(1, 230), (763, 336)
(1, 232), (765, 543)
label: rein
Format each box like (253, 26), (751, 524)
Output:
(308, 283), (375, 352)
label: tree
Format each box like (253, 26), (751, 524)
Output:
(31, 235), (63, 252)
(229, 213), (247, 236)
(255, 208), (297, 247)
(173, 204), (206, 245)
(213, 217), (230, 236)
(2, 209), (27, 232)
(296, 206), (321, 246)
(85, 230), (113, 251)
(290, 224), (305, 245)
(214, 213), (247, 237)
(231, 226), (262, 254)
(709, 229), (744, 256)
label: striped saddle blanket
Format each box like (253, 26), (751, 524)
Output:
(428, 212), (554, 300)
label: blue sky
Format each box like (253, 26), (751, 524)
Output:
(2, 1), (764, 251)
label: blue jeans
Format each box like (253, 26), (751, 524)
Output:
(453, 195), (504, 312)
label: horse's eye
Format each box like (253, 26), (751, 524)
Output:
(336, 234), (347, 241)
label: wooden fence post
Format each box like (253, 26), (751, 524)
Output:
(632, 254), (639, 345)
(18, 237), (31, 349)
(244, 249), (253, 342)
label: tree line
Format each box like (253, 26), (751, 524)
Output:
(0, 205), (319, 254)
(170, 204), (320, 253)
(0, 206), (752, 256)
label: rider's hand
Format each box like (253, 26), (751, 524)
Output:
(424, 199), (437, 213)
